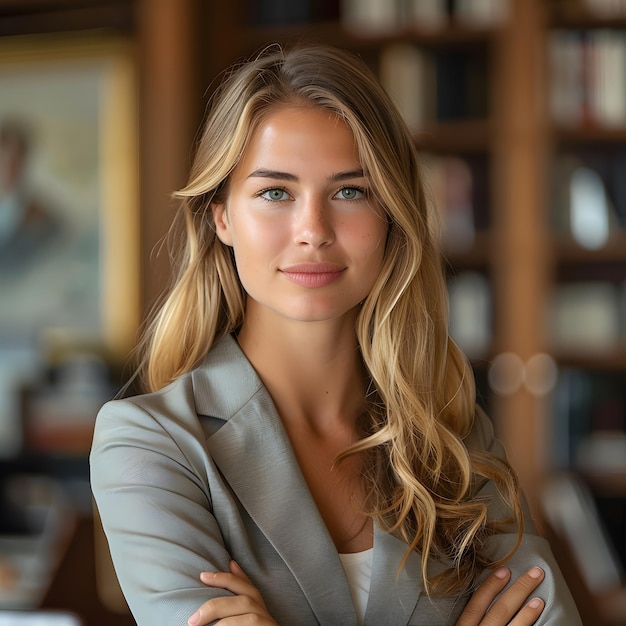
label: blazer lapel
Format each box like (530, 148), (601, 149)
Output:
(192, 335), (357, 626)
(365, 525), (421, 625)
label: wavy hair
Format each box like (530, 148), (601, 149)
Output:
(136, 43), (523, 595)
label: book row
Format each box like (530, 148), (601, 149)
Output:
(246, 0), (511, 29)
(447, 272), (626, 358)
(550, 29), (626, 128)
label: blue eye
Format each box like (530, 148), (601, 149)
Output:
(260, 187), (290, 202)
(336, 186), (365, 200)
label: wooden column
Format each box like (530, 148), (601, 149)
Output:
(136, 0), (202, 312)
(490, 0), (551, 515)
(201, 2), (248, 82)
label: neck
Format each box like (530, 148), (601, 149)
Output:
(236, 311), (366, 436)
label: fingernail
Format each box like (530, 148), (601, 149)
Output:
(199, 571), (216, 582)
(494, 567), (509, 579)
(528, 597), (543, 609)
(529, 567), (543, 578)
(188, 611), (200, 625)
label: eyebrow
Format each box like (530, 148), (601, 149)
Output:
(247, 168), (366, 182)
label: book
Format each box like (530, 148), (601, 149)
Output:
(247, 0), (312, 25)
(447, 271), (491, 358)
(551, 148), (626, 237)
(550, 29), (626, 128)
(379, 43), (428, 132)
(422, 153), (476, 252)
(551, 368), (593, 469)
(549, 30), (586, 127)
(550, 281), (620, 352)
(434, 47), (489, 120)
(406, 0), (448, 30)
(454, 0), (510, 27)
(583, 0), (626, 18)
(550, 152), (582, 234)
(610, 149), (626, 228)
(340, 0), (401, 34)
(587, 30), (626, 127)
(569, 164), (613, 248)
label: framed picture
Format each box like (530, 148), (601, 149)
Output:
(0, 35), (140, 458)
(0, 34), (140, 364)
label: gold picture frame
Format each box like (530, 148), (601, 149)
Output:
(0, 34), (140, 364)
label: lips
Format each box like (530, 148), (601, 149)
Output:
(280, 263), (346, 288)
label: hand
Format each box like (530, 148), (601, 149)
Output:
(188, 560), (279, 625)
(455, 566), (546, 625)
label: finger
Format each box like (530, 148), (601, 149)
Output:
(199, 570), (263, 603)
(229, 560), (252, 583)
(481, 567), (545, 626)
(214, 618), (276, 626)
(456, 567), (511, 626)
(508, 597), (545, 626)
(188, 594), (261, 626)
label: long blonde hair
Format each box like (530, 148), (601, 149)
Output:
(138, 43), (523, 595)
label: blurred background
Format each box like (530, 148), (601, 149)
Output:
(0, 0), (626, 623)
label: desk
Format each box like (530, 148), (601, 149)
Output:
(0, 477), (75, 610)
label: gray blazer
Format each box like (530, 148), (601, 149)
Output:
(90, 334), (581, 625)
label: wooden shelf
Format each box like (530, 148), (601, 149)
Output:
(554, 125), (626, 145)
(241, 20), (497, 52)
(554, 234), (626, 264)
(550, 2), (626, 29)
(415, 119), (491, 153)
(555, 348), (626, 370)
(0, 0), (134, 37)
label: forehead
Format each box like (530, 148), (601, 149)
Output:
(238, 105), (361, 168)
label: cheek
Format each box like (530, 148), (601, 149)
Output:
(352, 219), (387, 261)
(228, 214), (288, 274)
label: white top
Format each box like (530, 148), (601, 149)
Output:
(338, 548), (373, 626)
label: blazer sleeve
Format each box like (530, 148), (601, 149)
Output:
(90, 396), (232, 626)
(468, 408), (583, 626)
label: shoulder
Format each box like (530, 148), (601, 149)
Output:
(93, 334), (263, 441)
(90, 354), (212, 491)
(95, 369), (197, 434)
(90, 372), (204, 478)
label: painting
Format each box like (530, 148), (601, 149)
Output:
(0, 35), (140, 456)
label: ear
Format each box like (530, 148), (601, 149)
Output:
(211, 202), (233, 246)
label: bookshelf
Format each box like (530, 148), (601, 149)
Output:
(548, 3), (626, 409)
(546, 0), (626, 594)
(202, 1), (626, 558)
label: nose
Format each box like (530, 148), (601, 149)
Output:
(293, 196), (335, 247)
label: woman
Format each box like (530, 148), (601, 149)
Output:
(90, 44), (581, 625)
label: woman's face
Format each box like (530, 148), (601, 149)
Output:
(212, 105), (387, 327)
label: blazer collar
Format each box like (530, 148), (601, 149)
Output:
(191, 334), (421, 625)
(367, 527), (422, 624)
